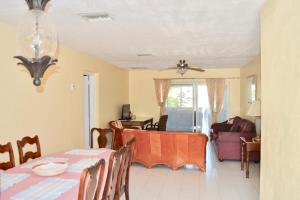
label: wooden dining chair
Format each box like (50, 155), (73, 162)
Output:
(90, 128), (113, 149)
(0, 142), (15, 170)
(108, 121), (125, 150)
(146, 115), (168, 131)
(115, 137), (136, 200)
(102, 147), (126, 200)
(78, 159), (106, 200)
(109, 121), (139, 150)
(17, 135), (41, 164)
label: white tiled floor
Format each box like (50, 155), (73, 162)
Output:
(125, 142), (260, 200)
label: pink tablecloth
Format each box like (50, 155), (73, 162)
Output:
(0, 148), (113, 200)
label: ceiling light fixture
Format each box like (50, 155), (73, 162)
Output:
(176, 60), (188, 76)
(14, 0), (58, 86)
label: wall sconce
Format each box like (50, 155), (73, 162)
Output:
(14, 0), (58, 86)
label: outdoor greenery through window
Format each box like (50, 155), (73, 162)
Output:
(166, 85), (193, 108)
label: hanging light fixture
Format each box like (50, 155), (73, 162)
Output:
(176, 60), (188, 76)
(14, 0), (58, 86)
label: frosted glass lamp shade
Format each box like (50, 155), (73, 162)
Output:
(16, 10), (57, 61)
(247, 100), (261, 117)
(177, 68), (188, 76)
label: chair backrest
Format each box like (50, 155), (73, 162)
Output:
(115, 137), (136, 199)
(78, 159), (106, 200)
(109, 121), (124, 129)
(0, 142), (15, 170)
(90, 128), (113, 148)
(17, 135), (41, 164)
(102, 147), (126, 200)
(108, 121), (124, 150)
(158, 115), (168, 131)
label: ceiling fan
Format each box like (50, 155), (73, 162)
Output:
(168, 60), (205, 76)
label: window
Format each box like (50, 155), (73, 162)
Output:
(247, 75), (257, 103)
(166, 85), (193, 108)
(165, 84), (194, 132)
(165, 80), (230, 134)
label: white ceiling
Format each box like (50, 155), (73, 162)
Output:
(0, 0), (261, 69)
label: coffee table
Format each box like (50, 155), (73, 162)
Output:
(240, 137), (260, 178)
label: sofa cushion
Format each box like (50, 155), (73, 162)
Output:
(229, 117), (242, 131)
(239, 120), (255, 133)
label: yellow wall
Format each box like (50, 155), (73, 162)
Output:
(240, 56), (261, 119)
(0, 22), (129, 162)
(261, 0), (300, 199)
(129, 68), (241, 122)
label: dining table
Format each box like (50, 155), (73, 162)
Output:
(0, 148), (114, 200)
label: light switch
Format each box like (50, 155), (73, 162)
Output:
(70, 83), (76, 91)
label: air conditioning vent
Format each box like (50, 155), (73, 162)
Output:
(79, 12), (113, 22)
(137, 54), (153, 57)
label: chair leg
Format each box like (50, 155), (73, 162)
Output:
(125, 185), (129, 200)
(114, 193), (120, 200)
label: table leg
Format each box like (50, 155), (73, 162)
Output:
(241, 143), (244, 170)
(246, 151), (250, 178)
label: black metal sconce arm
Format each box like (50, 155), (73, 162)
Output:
(25, 0), (51, 11)
(14, 55), (58, 86)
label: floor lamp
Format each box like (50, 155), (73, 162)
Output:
(247, 100), (261, 138)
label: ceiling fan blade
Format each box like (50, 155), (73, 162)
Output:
(188, 67), (205, 72)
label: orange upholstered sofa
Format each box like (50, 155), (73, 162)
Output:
(122, 130), (208, 172)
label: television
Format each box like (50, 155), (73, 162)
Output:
(121, 104), (131, 120)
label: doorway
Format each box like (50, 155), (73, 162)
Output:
(83, 74), (96, 148)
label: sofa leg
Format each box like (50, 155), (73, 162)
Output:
(218, 158), (224, 162)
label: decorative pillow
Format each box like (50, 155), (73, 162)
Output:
(240, 120), (255, 133)
(229, 123), (240, 132)
(227, 118), (234, 124)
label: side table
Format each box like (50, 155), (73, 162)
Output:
(240, 137), (261, 178)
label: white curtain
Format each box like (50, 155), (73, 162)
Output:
(154, 79), (171, 116)
(205, 78), (225, 124)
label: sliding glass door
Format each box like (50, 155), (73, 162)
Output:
(165, 84), (194, 132)
(165, 80), (228, 134)
(195, 84), (210, 134)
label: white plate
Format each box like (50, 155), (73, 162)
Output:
(32, 162), (68, 177)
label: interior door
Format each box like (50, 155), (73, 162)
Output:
(83, 74), (96, 148)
